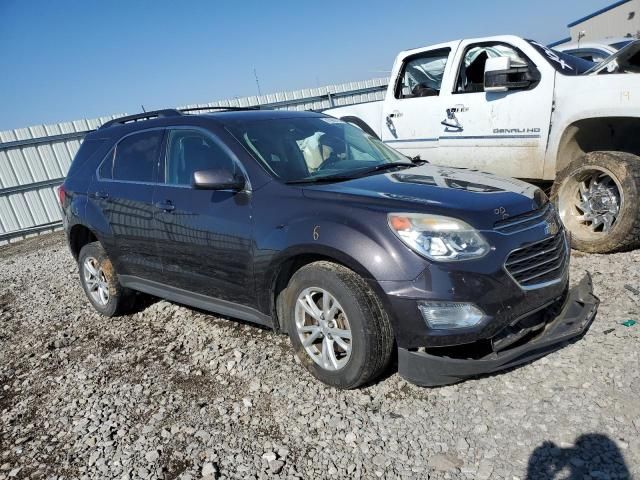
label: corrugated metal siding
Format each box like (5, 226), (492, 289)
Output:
(568, 0), (640, 41)
(0, 116), (124, 244)
(179, 77), (388, 112)
(0, 77), (388, 245)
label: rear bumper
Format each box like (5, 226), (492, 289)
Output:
(398, 273), (599, 387)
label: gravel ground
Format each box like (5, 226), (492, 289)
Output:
(0, 232), (638, 480)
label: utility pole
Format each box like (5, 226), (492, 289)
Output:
(253, 68), (262, 97)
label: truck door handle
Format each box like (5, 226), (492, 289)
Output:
(93, 191), (109, 200)
(387, 110), (403, 119)
(155, 200), (175, 212)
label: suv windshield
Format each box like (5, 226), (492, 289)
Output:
(225, 116), (411, 183)
(527, 40), (595, 75)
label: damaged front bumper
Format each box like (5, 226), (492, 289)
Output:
(398, 273), (599, 387)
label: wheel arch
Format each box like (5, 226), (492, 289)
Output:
(68, 224), (100, 260)
(265, 246), (392, 332)
(552, 117), (640, 175)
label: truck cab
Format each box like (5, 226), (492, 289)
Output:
(326, 35), (640, 253)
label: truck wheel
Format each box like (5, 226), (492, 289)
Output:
(280, 261), (394, 389)
(78, 241), (135, 316)
(552, 151), (640, 253)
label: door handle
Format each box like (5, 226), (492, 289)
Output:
(155, 200), (175, 212)
(93, 191), (109, 200)
(441, 108), (463, 130)
(387, 110), (403, 119)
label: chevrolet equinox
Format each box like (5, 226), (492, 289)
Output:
(59, 108), (599, 388)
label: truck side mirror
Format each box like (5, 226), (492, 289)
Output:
(484, 56), (540, 92)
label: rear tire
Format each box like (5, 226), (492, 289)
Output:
(551, 151), (640, 253)
(280, 261), (394, 389)
(78, 241), (135, 316)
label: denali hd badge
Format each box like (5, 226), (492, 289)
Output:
(493, 128), (541, 134)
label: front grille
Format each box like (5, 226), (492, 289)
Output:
(494, 203), (555, 234)
(505, 233), (568, 288)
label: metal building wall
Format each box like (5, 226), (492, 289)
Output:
(0, 77), (388, 245)
(0, 115), (123, 245)
(568, 0), (640, 41)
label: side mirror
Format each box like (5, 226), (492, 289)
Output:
(484, 56), (539, 92)
(192, 169), (246, 191)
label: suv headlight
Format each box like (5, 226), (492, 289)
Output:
(388, 213), (489, 261)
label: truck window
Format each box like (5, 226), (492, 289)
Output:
(455, 43), (531, 93)
(395, 49), (450, 99)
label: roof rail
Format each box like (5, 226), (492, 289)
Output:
(99, 109), (182, 129)
(179, 105), (262, 113)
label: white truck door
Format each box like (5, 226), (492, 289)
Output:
(381, 47), (453, 160)
(435, 40), (554, 179)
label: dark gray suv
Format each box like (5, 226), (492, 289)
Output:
(59, 107), (599, 388)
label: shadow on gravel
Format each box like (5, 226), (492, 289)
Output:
(526, 434), (630, 479)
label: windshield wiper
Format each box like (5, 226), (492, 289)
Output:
(361, 162), (416, 173)
(285, 174), (359, 185)
(285, 162), (416, 185)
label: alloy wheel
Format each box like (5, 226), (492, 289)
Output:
(558, 167), (623, 234)
(294, 287), (352, 371)
(83, 257), (110, 306)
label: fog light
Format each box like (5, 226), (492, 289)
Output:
(418, 302), (485, 329)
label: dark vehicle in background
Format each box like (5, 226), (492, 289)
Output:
(59, 108), (599, 388)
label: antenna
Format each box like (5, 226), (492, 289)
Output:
(141, 105), (146, 112)
(253, 68), (262, 97)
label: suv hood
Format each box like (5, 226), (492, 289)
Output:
(588, 39), (640, 74)
(301, 164), (547, 229)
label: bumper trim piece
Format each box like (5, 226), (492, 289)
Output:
(398, 273), (599, 387)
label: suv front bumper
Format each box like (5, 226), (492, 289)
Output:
(398, 273), (599, 386)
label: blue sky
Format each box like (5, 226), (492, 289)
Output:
(0, 0), (609, 131)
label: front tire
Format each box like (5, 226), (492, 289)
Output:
(78, 241), (135, 316)
(280, 261), (394, 389)
(552, 151), (640, 253)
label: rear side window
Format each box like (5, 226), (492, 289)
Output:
(112, 130), (163, 182)
(98, 149), (115, 179)
(67, 138), (108, 178)
(165, 129), (236, 185)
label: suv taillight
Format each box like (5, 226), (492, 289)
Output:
(57, 184), (66, 207)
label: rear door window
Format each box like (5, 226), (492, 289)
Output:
(112, 130), (164, 183)
(395, 49), (450, 99)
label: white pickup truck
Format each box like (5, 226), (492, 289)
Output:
(325, 35), (640, 253)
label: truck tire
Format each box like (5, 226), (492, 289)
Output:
(280, 261), (394, 389)
(340, 116), (380, 139)
(551, 151), (640, 253)
(78, 241), (135, 316)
